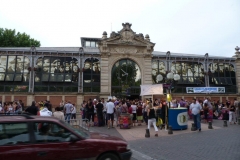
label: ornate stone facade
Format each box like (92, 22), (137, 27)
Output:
(98, 23), (155, 98)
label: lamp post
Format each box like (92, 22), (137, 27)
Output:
(165, 72), (180, 130)
(78, 47), (84, 93)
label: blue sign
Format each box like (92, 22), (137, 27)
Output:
(186, 87), (225, 93)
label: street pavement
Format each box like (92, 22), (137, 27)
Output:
(90, 119), (240, 160)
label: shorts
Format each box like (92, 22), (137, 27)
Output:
(71, 113), (76, 119)
(132, 113), (137, 120)
(137, 116), (143, 121)
(107, 113), (114, 121)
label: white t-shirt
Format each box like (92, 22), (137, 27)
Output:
(40, 108), (52, 116)
(106, 101), (115, 114)
(131, 105), (137, 113)
(190, 103), (202, 115)
(71, 106), (76, 114)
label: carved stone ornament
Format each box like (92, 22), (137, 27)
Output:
(109, 47), (138, 54)
(119, 31), (134, 43)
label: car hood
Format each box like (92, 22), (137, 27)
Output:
(88, 132), (126, 142)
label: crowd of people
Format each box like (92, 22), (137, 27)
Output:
(1, 97), (239, 135)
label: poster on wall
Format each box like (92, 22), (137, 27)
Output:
(186, 87), (225, 93)
(140, 84), (163, 96)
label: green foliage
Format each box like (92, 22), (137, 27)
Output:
(0, 28), (41, 47)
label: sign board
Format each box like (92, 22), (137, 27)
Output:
(186, 87), (225, 93)
(140, 84), (163, 96)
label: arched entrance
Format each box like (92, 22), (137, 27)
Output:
(111, 59), (141, 99)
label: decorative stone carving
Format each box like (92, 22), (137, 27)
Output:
(119, 30), (134, 43)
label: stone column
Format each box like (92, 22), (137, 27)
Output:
(235, 46), (240, 101)
(100, 56), (110, 95)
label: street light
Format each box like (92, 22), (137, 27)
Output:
(164, 72), (180, 130)
(78, 47), (84, 93)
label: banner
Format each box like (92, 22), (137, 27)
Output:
(186, 87), (225, 93)
(140, 84), (163, 96)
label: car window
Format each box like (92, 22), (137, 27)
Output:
(60, 120), (89, 138)
(0, 123), (29, 146)
(34, 122), (72, 143)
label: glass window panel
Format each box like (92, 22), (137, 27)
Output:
(42, 73), (49, 81)
(16, 56), (24, 73)
(12, 85), (28, 92)
(219, 78), (226, 84)
(23, 56), (30, 72)
(36, 57), (43, 71)
(7, 56), (16, 73)
(0, 73), (5, 81)
(5, 74), (14, 81)
(34, 86), (43, 92)
(72, 74), (78, 82)
(14, 74), (22, 81)
(90, 41), (95, 47)
(85, 41), (90, 47)
(0, 86), (3, 92)
(64, 74), (72, 82)
(0, 123), (29, 146)
(43, 57), (51, 73)
(0, 56), (7, 72)
(33, 122), (72, 143)
(226, 78), (232, 85)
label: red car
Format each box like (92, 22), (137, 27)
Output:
(0, 114), (132, 160)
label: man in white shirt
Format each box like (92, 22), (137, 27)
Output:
(190, 98), (202, 131)
(203, 97), (213, 110)
(106, 99), (115, 129)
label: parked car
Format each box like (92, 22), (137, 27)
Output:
(0, 114), (132, 160)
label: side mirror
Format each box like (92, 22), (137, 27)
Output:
(70, 134), (79, 142)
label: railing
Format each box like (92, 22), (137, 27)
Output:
(65, 116), (90, 131)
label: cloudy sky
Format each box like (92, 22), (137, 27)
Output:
(1, 0), (239, 57)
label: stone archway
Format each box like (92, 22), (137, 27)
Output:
(111, 58), (141, 98)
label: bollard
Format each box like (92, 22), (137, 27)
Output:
(145, 129), (150, 138)
(208, 121), (213, 129)
(223, 120), (228, 127)
(168, 125), (173, 134)
(238, 118), (240, 125)
(191, 123), (196, 131)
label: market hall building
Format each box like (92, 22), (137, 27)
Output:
(0, 23), (239, 108)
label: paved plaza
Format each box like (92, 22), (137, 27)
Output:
(90, 120), (240, 160)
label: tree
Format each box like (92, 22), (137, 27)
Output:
(0, 28), (41, 47)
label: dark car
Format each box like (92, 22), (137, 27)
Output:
(0, 114), (132, 160)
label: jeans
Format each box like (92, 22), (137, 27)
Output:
(65, 113), (71, 123)
(148, 118), (158, 131)
(143, 111), (148, 124)
(193, 113), (201, 130)
(229, 111), (236, 123)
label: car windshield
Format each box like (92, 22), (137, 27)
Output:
(60, 120), (89, 139)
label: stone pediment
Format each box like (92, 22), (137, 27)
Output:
(99, 23), (155, 54)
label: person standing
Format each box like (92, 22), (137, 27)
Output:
(64, 101), (73, 123)
(136, 103), (143, 126)
(229, 102), (236, 125)
(71, 103), (77, 120)
(190, 98), (202, 131)
(147, 102), (158, 137)
(106, 99), (115, 129)
(53, 107), (64, 120)
(131, 101), (137, 127)
(143, 99), (148, 125)
(234, 98), (239, 121)
(96, 100), (104, 126)
(86, 100), (94, 126)
(25, 101), (39, 115)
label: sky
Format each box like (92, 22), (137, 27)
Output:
(0, 0), (239, 57)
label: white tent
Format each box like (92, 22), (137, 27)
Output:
(140, 84), (163, 96)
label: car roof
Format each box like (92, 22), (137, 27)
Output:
(0, 115), (61, 123)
